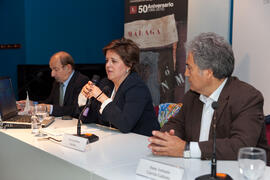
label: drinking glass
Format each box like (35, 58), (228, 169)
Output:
(34, 105), (48, 137)
(238, 147), (266, 180)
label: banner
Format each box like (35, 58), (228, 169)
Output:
(125, 14), (178, 48)
(125, 0), (188, 105)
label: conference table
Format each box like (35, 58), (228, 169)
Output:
(0, 118), (269, 180)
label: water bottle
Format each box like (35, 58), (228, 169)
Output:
(31, 102), (39, 134)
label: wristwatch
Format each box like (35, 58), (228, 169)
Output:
(183, 141), (191, 158)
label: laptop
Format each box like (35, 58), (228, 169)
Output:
(0, 76), (54, 128)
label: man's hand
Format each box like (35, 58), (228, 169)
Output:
(16, 100), (26, 111)
(16, 100), (33, 111)
(148, 129), (186, 157)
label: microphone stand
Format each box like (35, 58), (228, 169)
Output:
(196, 102), (232, 180)
(77, 105), (85, 136)
(77, 97), (94, 136)
(76, 99), (99, 143)
(76, 75), (100, 142)
(211, 110), (217, 178)
(75, 82), (110, 143)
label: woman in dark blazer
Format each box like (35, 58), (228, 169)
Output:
(78, 38), (160, 136)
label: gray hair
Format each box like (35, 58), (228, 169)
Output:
(186, 32), (234, 79)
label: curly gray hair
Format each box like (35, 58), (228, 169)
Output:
(186, 32), (234, 79)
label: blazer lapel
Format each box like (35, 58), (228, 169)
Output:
(112, 86), (122, 104)
(55, 82), (61, 105)
(209, 78), (231, 138)
(191, 98), (204, 141)
(208, 97), (229, 139)
(216, 97), (229, 123)
(112, 73), (131, 103)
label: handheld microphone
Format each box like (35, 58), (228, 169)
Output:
(77, 75), (100, 136)
(76, 75), (105, 143)
(85, 75), (100, 107)
(101, 86), (111, 97)
(196, 101), (232, 180)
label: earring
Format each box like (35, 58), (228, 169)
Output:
(126, 69), (129, 73)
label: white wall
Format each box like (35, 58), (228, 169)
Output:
(232, 0), (270, 114)
(186, 0), (232, 91)
(187, 0), (231, 42)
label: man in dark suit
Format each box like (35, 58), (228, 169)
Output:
(148, 32), (270, 163)
(39, 51), (89, 117)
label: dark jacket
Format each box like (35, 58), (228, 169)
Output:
(161, 77), (270, 164)
(83, 72), (160, 136)
(41, 71), (89, 117)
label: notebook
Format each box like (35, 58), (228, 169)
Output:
(0, 76), (54, 128)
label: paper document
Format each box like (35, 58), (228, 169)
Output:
(42, 126), (100, 136)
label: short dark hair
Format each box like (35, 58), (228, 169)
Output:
(103, 38), (140, 72)
(186, 32), (235, 79)
(52, 51), (75, 70)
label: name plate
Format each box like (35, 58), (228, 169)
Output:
(136, 158), (184, 180)
(61, 134), (88, 152)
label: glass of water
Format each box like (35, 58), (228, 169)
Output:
(35, 105), (48, 137)
(238, 147), (266, 180)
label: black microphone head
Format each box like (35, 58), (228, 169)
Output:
(102, 86), (111, 95)
(212, 101), (219, 110)
(91, 75), (100, 85)
(36, 71), (43, 78)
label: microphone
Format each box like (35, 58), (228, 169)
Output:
(77, 75), (100, 136)
(76, 75), (101, 143)
(211, 101), (218, 178)
(85, 75), (100, 107)
(196, 101), (232, 180)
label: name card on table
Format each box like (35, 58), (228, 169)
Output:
(61, 134), (88, 152)
(136, 158), (184, 180)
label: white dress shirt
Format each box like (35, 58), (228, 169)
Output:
(190, 78), (227, 158)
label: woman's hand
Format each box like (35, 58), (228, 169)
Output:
(81, 81), (96, 98)
(81, 81), (109, 103)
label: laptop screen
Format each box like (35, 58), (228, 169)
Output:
(0, 77), (18, 120)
